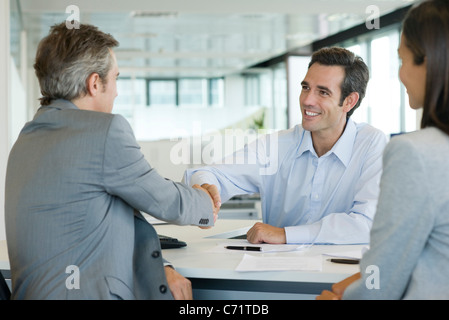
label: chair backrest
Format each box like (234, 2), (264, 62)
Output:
(0, 271), (11, 300)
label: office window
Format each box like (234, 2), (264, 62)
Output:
(115, 79), (146, 105)
(209, 78), (224, 107)
(179, 79), (207, 107)
(272, 63), (288, 130)
(369, 33), (401, 134)
(114, 78), (146, 120)
(149, 80), (177, 106)
(115, 76), (229, 141)
(245, 75), (260, 106)
(342, 27), (417, 136)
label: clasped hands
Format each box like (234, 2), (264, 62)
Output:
(192, 183), (221, 227)
(193, 184), (286, 243)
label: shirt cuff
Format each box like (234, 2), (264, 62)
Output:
(284, 223), (321, 244)
(190, 171), (221, 191)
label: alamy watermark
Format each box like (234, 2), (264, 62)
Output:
(169, 123), (279, 176)
(365, 264), (380, 290)
(366, 5), (380, 30)
(65, 5), (80, 29)
(65, 265), (80, 290)
(63, 4), (381, 43)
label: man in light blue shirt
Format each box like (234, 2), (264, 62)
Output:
(184, 47), (387, 245)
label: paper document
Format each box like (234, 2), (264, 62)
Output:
(235, 254), (322, 272)
(322, 246), (369, 260)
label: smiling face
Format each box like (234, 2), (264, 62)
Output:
(300, 63), (358, 144)
(398, 34), (427, 110)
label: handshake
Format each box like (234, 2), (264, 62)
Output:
(191, 183), (286, 244)
(192, 183), (221, 228)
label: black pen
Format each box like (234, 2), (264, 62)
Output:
(225, 246), (262, 251)
(328, 258), (360, 264)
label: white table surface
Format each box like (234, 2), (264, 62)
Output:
(153, 219), (362, 284)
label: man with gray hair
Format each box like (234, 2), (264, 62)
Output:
(5, 22), (220, 300)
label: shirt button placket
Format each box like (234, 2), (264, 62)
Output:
(308, 157), (325, 222)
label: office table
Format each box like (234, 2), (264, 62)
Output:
(0, 219), (363, 300)
(153, 219), (362, 300)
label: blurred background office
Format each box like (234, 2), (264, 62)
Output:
(1, 0), (420, 240)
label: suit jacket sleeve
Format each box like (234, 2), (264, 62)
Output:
(102, 115), (214, 227)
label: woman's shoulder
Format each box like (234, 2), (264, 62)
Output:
(390, 127), (448, 147)
(386, 127), (449, 163)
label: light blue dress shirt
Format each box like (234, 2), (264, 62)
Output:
(184, 119), (387, 244)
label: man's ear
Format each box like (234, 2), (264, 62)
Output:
(86, 72), (101, 97)
(343, 92), (360, 113)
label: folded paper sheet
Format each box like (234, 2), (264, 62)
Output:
(235, 254), (323, 272)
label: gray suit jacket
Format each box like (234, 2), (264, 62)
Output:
(344, 128), (449, 299)
(5, 99), (213, 299)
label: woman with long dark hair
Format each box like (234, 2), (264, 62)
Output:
(317, 0), (449, 299)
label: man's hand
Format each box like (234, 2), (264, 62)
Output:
(192, 183), (221, 227)
(246, 222), (286, 244)
(316, 272), (361, 300)
(199, 183), (221, 218)
(164, 266), (192, 300)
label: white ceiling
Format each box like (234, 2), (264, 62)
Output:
(12, 0), (416, 78)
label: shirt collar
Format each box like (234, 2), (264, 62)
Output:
(296, 118), (356, 167)
(331, 118), (356, 167)
(297, 129), (315, 157)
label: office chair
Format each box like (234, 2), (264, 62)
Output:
(0, 271), (11, 300)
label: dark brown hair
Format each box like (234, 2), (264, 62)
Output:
(308, 47), (369, 118)
(402, 0), (449, 135)
(34, 22), (119, 106)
